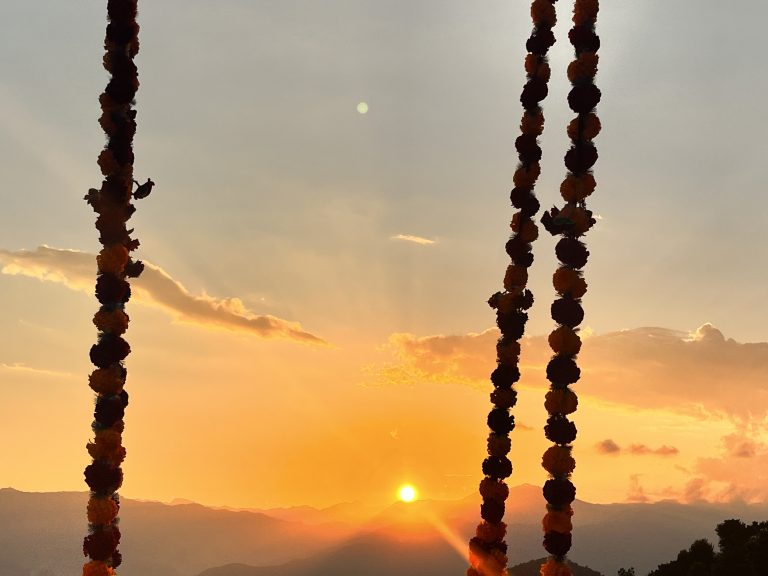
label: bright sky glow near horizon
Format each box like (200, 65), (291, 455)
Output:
(1, 0), (767, 510)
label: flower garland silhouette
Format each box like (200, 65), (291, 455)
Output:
(82, 1), (153, 575)
(468, 2), (558, 575)
(539, 0), (600, 575)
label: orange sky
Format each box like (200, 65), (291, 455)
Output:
(0, 252), (766, 508)
(1, 0), (768, 510)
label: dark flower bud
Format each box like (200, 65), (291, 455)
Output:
(545, 414), (578, 444)
(543, 478), (576, 507)
(569, 26), (600, 52)
(480, 499), (505, 523)
(568, 84), (601, 114)
(564, 142), (598, 173)
(487, 408), (515, 435)
(551, 298), (585, 328)
(543, 530), (573, 557)
(555, 238), (589, 268)
(491, 363), (521, 389)
(546, 355), (581, 385)
(482, 456), (513, 479)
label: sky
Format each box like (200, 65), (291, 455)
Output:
(0, 0), (767, 509)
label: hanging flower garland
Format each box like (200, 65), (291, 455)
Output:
(468, 2), (558, 575)
(82, 1), (152, 575)
(539, 0), (600, 574)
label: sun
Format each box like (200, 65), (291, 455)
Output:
(356, 101), (369, 114)
(398, 484), (418, 503)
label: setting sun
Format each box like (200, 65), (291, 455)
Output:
(398, 484), (418, 503)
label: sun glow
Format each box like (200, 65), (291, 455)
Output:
(398, 484), (418, 503)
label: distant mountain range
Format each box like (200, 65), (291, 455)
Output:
(1, 485), (766, 576)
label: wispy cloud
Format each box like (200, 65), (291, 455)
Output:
(390, 234), (436, 246)
(0, 246), (325, 345)
(0, 362), (75, 379)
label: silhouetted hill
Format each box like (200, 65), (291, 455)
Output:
(198, 530), (463, 576)
(509, 558), (603, 576)
(2, 485), (766, 576)
(0, 488), (352, 576)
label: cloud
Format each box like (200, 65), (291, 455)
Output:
(372, 324), (768, 420)
(689, 433), (768, 502)
(366, 329), (497, 387)
(596, 439), (621, 454)
(627, 444), (679, 456)
(390, 234), (436, 245)
(0, 246), (325, 344)
(596, 439), (679, 456)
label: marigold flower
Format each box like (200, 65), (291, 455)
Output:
(88, 368), (124, 396)
(552, 268), (588, 299)
(87, 496), (119, 525)
(542, 445), (577, 476)
(545, 389), (579, 416)
(503, 265), (529, 291)
(520, 110), (545, 136)
(82, 560), (115, 576)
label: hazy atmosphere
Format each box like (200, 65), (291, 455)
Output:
(1, 2), (767, 574)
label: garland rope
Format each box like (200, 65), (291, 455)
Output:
(539, 0), (600, 575)
(82, 1), (152, 574)
(468, 2), (558, 575)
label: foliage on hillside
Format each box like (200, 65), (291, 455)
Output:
(647, 519), (768, 576)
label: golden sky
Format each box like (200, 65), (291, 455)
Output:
(1, 0), (767, 509)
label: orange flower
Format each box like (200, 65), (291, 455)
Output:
(97, 244), (129, 275)
(83, 561), (115, 576)
(548, 326), (582, 356)
(518, 220), (539, 243)
(540, 557), (573, 576)
(87, 496), (119, 525)
(573, 0), (599, 26)
(542, 445), (576, 476)
(531, 0), (557, 27)
(543, 509), (574, 533)
(524, 53), (550, 80)
(552, 267), (588, 299)
(553, 204), (591, 236)
(513, 163), (541, 188)
(476, 520), (507, 544)
(566, 52), (599, 83)
(520, 109), (545, 136)
(503, 265), (528, 291)
(560, 173), (596, 202)
(567, 113), (601, 142)
(93, 309), (129, 335)
(87, 429), (126, 464)
(88, 368), (124, 396)
(545, 389), (579, 416)
(479, 478), (509, 502)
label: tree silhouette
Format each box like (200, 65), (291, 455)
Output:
(649, 520), (768, 576)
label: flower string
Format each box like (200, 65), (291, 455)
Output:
(82, 1), (152, 574)
(468, 2), (558, 575)
(539, 1), (600, 574)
